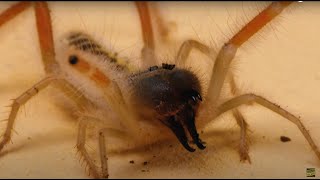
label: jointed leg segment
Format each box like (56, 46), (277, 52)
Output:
(216, 94), (320, 160)
(0, 2), (31, 27)
(135, 1), (157, 68)
(34, 2), (57, 73)
(229, 73), (251, 163)
(77, 118), (100, 178)
(76, 114), (128, 179)
(175, 39), (215, 66)
(207, 2), (294, 103)
(0, 76), (56, 151)
(202, 2), (299, 161)
(232, 109), (251, 163)
(99, 128), (109, 179)
(149, 2), (172, 44)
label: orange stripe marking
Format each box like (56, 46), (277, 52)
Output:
(229, 1), (292, 47)
(70, 56), (110, 87)
(72, 57), (90, 73)
(91, 68), (110, 86)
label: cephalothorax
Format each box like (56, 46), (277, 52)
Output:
(130, 63), (205, 152)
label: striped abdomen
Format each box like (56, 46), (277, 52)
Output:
(67, 32), (133, 72)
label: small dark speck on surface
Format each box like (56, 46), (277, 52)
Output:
(27, 137), (31, 140)
(141, 169), (149, 172)
(143, 161), (148, 166)
(129, 160), (134, 164)
(280, 136), (291, 142)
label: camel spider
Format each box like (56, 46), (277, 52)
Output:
(0, 1), (320, 178)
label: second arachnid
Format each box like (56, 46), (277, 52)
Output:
(0, 1), (320, 178)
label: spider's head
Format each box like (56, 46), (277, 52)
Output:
(131, 64), (206, 152)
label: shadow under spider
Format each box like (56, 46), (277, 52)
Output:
(0, 129), (75, 159)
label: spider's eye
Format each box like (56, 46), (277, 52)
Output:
(69, 55), (78, 65)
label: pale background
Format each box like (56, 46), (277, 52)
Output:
(0, 1), (320, 178)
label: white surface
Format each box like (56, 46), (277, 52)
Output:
(0, 1), (320, 178)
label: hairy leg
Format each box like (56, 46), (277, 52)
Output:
(207, 2), (293, 103)
(0, 76), (56, 151)
(135, 1), (157, 68)
(215, 93), (320, 161)
(76, 118), (100, 178)
(76, 114), (128, 178)
(232, 109), (251, 163)
(0, 2), (31, 26)
(228, 72), (251, 163)
(149, 2), (175, 45)
(98, 128), (109, 178)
